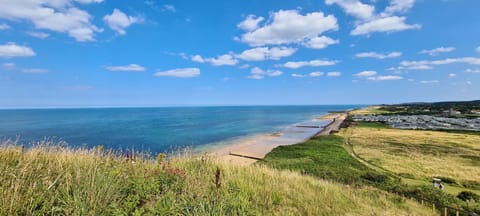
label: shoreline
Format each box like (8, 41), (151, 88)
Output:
(207, 112), (348, 166)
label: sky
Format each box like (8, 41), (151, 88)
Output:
(0, 0), (479, 108)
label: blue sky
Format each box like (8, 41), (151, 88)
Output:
(0, 0), (479, 107)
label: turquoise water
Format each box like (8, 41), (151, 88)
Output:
(0, 105), (359, 154)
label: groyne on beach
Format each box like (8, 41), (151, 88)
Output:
(210, 112), (348, 165)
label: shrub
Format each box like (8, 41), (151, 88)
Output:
(457, 191), (480, 202)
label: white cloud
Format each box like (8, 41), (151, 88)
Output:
(310, 71), (324, 77)
(105, 64), (146, 72)
(351, 16), (420, 35)
(327, 0), (420, 36)
(355, 51), (402, 59)
(401, 57), (480, 69)
(75, 0), (104, 3)
(238, 10), (338, 48)
(354, 70), (377, 77)
(476, 46), (480, 54)
(21, 68), (48, 73)
(27, 31), (50, 39)
(103, 9), (142, 35)
(291, 73), (306, 78)
(448, 73), (456, 77)
(325, 0), (375, 20)
(0, 23), (10, 30)
(0, 43), (36, 58)
(154, 68), (200, 78)
(2, 62), (15, 68)
(367, 75), (403, 81)
(419, 80), (439, 84)
(191, 55), (205, 63)
(302, 36), (339, 49)
(236, 46), (297, 61)
(282, 59), (338, 69)
(390, 57), (480, 72)
(419, 47), (455, 56)
(0, 0), (102, 41)
(465, 68), (480, 73)
(163, 4), (176, 12)
(291, 71), (324, 78)
(248, 67), (283, 79)
(191, 54), (238, 66)
(383, 0), (416, 16)
(208, 54), (238, 66)
(327, 71), (341, 77)
(237, 15), (264, 31)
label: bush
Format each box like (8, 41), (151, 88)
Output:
(457, 191), (480, 202)
(398, 185), (462, 208)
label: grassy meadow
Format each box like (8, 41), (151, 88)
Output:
(347, 122), (480, 189)
(0, 140), (434, 215)
(262, 123), (480, 214)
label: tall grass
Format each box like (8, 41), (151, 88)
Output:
(0, 140), (433, 215)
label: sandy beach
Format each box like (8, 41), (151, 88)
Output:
(209, 112), (347, 165)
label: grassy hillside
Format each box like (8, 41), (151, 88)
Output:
(0, 140), (433, 215)
(261, 122), (480, 214)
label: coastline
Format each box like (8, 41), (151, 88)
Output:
(207, 112), (348, 165)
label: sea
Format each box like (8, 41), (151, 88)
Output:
(0, 105), (360, 154)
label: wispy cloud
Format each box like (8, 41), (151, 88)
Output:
(355, 51), (402, 59)
(367, 75), (403, 81)
(327, 71), (341, 77)
(0, 43), (36, 58)
(0, 23), (10, 30)
(291, 71), (324, 78)
(105, 64), (146, 72)
(163, 4), (176, 12)
(154, 68), (200, 78)
(354, 70), (377, 77)
(281, 59), (338, 69)
(465, 68), (480, 73)
(192, 54), (238, 66)
(419, 80), (439, 84)
(236, 47), (297, 61)
(21, 68), (48, 73)
(27, 31), (50, 39)
(419, 47), (455, 56)
(248, 67), (283, 79)
(391, 56), (480, 72)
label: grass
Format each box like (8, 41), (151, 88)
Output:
(347, 122), (480, 184)
(262, 122), (480, 214)
(0, 140), (434, 215)
(260, 135), (398, 188)
(350, 106), (392, 115)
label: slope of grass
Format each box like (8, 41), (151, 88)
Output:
(0, 140), (434, 215)
(260, 135), (398, 188)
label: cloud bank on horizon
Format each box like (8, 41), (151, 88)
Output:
(0, 0), (479, 107)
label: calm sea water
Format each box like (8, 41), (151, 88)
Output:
(0, 105), (359, 154)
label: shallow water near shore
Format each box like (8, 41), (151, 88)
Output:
(0, 105), (359, 154)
